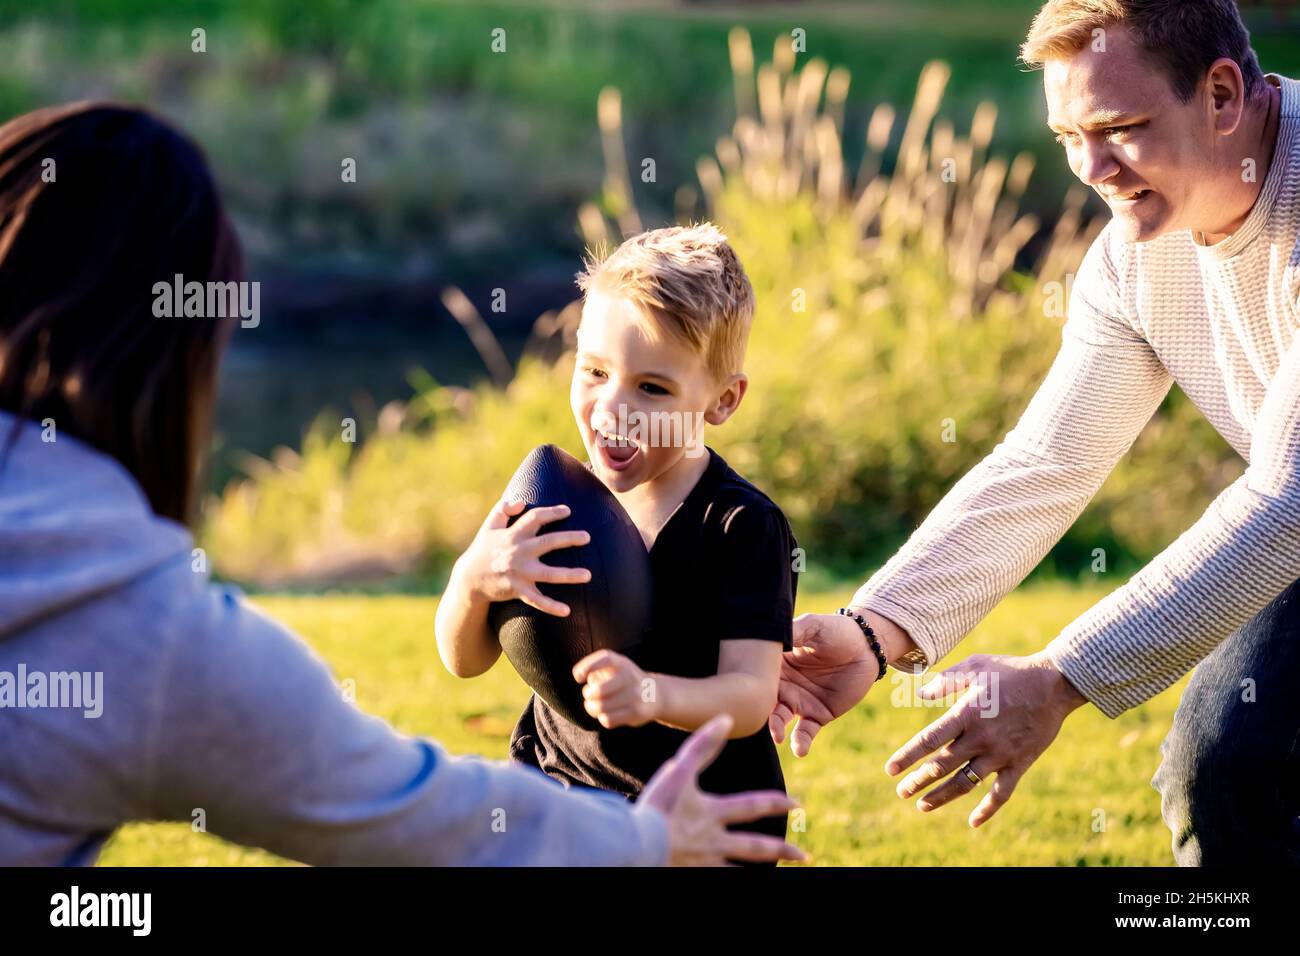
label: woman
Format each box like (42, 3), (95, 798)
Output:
(0, 102), (804, 866)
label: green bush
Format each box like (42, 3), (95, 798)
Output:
(203, 47), (1238, 587)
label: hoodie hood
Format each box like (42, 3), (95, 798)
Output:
(0, 410), (192, 640)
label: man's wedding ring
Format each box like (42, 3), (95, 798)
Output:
(961, 763), (982, 786)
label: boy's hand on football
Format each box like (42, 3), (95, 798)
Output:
(573, 650), (658, 728)
(461, 498), (591, 617)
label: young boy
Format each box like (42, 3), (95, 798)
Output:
(434, 223), (797, 856)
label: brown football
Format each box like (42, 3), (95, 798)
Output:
(488, 444), (652, 728)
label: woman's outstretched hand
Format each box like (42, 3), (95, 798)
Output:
(769, 613), (881, 758)
(638, 714), (809, 866)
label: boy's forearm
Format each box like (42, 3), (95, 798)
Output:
(434, 561), (500, 678)
(651, 672), (773, 737)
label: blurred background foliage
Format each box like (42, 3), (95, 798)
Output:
(1, 0), (1290, 588)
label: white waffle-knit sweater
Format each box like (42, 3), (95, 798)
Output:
(852, 74), (1300, 718)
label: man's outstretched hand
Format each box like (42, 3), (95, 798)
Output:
(885, 652), (1088, 827)
(769, 613), (880, 757)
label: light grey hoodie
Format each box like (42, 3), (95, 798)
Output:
(0, 411), (668, 865)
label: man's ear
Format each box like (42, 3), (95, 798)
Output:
(704, 373), (748, 426)
(1206, 57), (1247, 136)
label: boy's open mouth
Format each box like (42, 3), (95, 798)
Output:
(594, 429), (640, 471)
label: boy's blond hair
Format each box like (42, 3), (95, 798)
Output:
(575, 223), (756, 381)
(1020, 0), (1265, 103)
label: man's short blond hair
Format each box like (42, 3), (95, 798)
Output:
(1021, 0), (1265, 102)
(575, 223), (756, 381)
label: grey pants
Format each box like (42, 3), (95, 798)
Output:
(1151, 577), (1300, 865)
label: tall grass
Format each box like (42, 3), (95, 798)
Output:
(202, 32), (1238, 587)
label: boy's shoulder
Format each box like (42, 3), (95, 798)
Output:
(691, 448), (800, 629)
(699, 449), (794, 541)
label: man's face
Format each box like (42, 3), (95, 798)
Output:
(570, 290), (720, 494)
(1045, 26), (1219, 242)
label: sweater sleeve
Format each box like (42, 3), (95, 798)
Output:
(1047, 321), (1300, 717)
(145, 584), (669, 866)
(850, 229), (1173, 676)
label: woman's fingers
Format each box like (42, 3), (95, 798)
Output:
(718, 831), (810, 865)
(712, 791), (799, 826)
(896, 739), (977, 799)
(642, 717), (812, 866)
(661, 714), (732, 782)
(639, 718), (730, 828)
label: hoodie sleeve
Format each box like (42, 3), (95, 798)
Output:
(145, 583), (669, 866)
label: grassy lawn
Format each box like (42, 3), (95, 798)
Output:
(99, 578), (1185, 866)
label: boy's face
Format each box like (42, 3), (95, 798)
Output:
(570, 289), (743, 495)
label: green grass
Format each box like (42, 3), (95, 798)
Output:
(99, 578), (1185, 866)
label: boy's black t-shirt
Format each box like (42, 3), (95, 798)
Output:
(508, 447), (797, 840)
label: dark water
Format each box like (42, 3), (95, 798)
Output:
(207, 262), (578, 493)
(210, 324), (528, 495)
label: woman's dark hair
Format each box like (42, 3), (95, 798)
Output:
(0, 102), (242, 525)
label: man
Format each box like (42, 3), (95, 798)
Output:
(772, 0), (1300, 865)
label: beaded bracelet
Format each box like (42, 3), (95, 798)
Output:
(837, 607), (888, 681)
